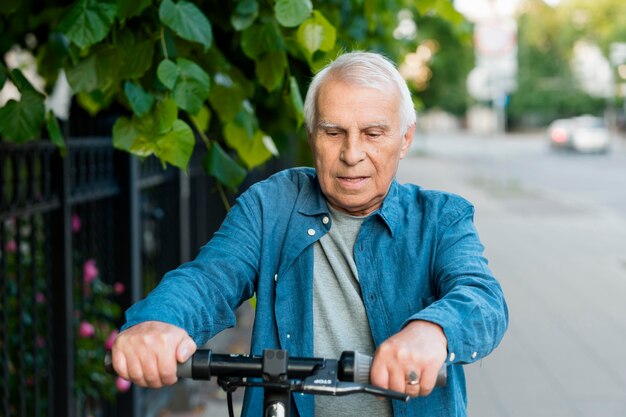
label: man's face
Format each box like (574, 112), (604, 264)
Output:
(309, 79), (414, 216)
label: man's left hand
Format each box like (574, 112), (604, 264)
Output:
(370, 320), (447, 397)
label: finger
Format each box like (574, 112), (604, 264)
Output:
(176, 337), (197, 363)
(387, 365), (407, 394)
(111, 348), (129, 380)
(416, 364), (439, 396)
(138, 350), (163, 388)
(157, 349), (178, 386)
(369, 355), (390, 389)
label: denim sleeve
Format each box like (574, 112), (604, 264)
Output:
(122, 192), (259, 346)
(408, 204), (509, 364)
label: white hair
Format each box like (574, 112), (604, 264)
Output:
(303, 51), (416, 135)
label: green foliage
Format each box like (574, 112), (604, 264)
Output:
(508, 0), (613, 127)
(0, 0), (470, 190)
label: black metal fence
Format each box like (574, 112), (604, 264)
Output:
(0, 134), (276, 417)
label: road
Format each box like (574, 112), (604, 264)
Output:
(398, 132), (626, 417)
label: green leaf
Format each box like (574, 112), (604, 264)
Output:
(231, 0), (258, 31)
(157, 59), (179, 90)
(256, 51), (287, 92)
(203, 142), (247, 189)
(158, 58), (210, 115)
(240, 131), (275, 169)
(275, 0), (312, 28)
(209, 73), (245, 122)
(0, 91), (45, 142)
(288, 76), (304, 127)
(190, 105), (211, 132)
(118, 0), (152, 20)
(124, 81), (155, 117)
(59, 0), (118, 48)
(296, 10), (336, 57)
(117, 30), (155, 79)
(137, 97), (178, 136)
(112, 116), (139, 151)
(155, 119), (195, 170)
(159, 0), (213, 50)
(0, 62), (7, 89)
(65, 46), (118, 92)
(76, 90), (115, 116)
(172, 59), (210, 114)
(45, 111), (67, 156)
(10, 69), (40, 94)
(241, 22), (284, 60)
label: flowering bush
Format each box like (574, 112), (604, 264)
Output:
(1, 213), (130, 416)
(72, 214), (130, 413)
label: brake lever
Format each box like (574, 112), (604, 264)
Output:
(294, 358), (409, 402)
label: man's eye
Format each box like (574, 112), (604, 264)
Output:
(326, 131), (341, 137)
(367, 132), (382, 138)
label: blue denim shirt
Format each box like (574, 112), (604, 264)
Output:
(124, 167), (508, 417)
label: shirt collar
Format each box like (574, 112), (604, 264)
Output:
(298, 173), (402, 237)
(374, 179), (401, 238)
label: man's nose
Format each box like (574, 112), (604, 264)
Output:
(340, 135), (365, 165)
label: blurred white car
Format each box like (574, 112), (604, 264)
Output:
(548, 115), (611, 153)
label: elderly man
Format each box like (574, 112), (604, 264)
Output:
(112, 51), (508, 417)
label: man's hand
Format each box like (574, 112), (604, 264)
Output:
(111, 321), (196, 388)
(370, 320), (447, 397)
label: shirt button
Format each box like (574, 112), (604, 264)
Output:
(274, 274), (278, 282)
(307, 228), (316, 236)
(471, 351), (478, 359)
(286, 333), (291, 339)
(449, 352), (456, 362)
(322, 216), (329, 224)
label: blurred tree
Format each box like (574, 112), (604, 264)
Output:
(0, 1), (470, 190)
(508, 0), (606, 128)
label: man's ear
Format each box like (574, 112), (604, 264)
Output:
(399, 124), (416, 159)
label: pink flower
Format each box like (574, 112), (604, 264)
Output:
(105, 329), (119, 350)
(116, 377), (132, 393)
(114, 282), (125, 295)
(83, 259), (99, 284)
(4, 240), (17, 253)
(78, 321), (95, 338)
(35, 292), (46, 304)
(36, 336), (46, 348)
(71, 214), (81, 233)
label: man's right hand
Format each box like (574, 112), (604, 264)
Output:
(111, 321), (197, 388)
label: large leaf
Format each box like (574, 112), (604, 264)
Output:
(157, 59), (179, 90)
(159, 0), (213, 50)
(117, 30), (155, 79)
(59, 0), (118, 48)
(118, 0), (152, 21)
(124, 81), (154, 117)
(241, 22), (284, 60)
(296, 10), (336, 57)
(45, 111), (67, 156)
(190, 105), (212, 132)
(274, 0), (312, 28)
(0, 91), (45, 142)
(203, 142), (247, 189)
(239, 131), (276, 169)
(155, 120), (195, 170)
(172, 59), (210, 114)
(231, 0), (258, 31)
(158, 58), (210, 114)
(288, 76), (304, 127)
(255, 51), (287, 92)
(0, 62), (7, 89)
(65, 45), (118, 92)
(112, 116), (139, 151)
(209, 73), (245, 122)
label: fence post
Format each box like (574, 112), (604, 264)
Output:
(51, 144), (75, 417)
(179, 170), (191, 263)
(112, 152), (142, 417)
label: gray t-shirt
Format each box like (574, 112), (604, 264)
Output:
(313, 205), (393, 416)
